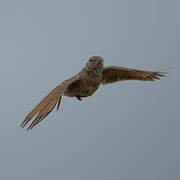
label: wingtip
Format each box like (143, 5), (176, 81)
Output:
(156, 67), (171, 77)
(20, 119), (29, 128)
(157, 71), (168, 78)
(20, 121), (26, 128)
(26, 126), (32, 131)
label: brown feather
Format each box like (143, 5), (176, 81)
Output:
(21, 75), (80, 130)
(102, 66), (166, 84)
(27, 99), (57, 130)
(21, 86), (60, 128)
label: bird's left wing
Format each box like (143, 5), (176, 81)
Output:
(21, 75), (80, 130)
(102, 66), (166, 85)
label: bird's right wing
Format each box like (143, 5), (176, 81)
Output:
(21, 75), (80, 130)
(102, 66), (166, 85)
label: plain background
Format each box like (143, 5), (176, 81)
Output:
(0, 0), (179, 180)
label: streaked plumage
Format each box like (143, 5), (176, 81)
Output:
(21, 56), (166, 130)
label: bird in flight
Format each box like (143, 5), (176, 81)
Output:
(21, 56), (166, 130)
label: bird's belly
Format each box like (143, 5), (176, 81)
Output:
(79, 83), (100, 97)
(65, 81), (101, 97)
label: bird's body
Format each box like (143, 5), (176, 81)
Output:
(65, 76), (101, 98)
(21, 56), (166, 130)
(65, 57), (103, 98)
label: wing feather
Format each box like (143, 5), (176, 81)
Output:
(27, 99), (57, 130)
(21, 75), (80, 130)
(102, 66), (166, 84)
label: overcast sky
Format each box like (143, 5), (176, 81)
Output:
(0, 0), (179, 180)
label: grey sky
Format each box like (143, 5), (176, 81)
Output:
(0, 0), (179, 180)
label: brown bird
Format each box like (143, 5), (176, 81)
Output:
(21, 56), (166, 130)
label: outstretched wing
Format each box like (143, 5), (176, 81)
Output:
(21, 75), (80, 130)
(102, 66), (166, 85)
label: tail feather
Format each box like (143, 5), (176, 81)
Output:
(57, 97), (62, 111)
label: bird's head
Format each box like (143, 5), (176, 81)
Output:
(84, 56), (104, 72)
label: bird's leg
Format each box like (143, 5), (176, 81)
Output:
(75, 96), (82, 101)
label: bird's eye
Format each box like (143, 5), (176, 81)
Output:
(89, 58), (93, 62)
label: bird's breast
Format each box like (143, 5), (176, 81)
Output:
(65, 77), (101, 98)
